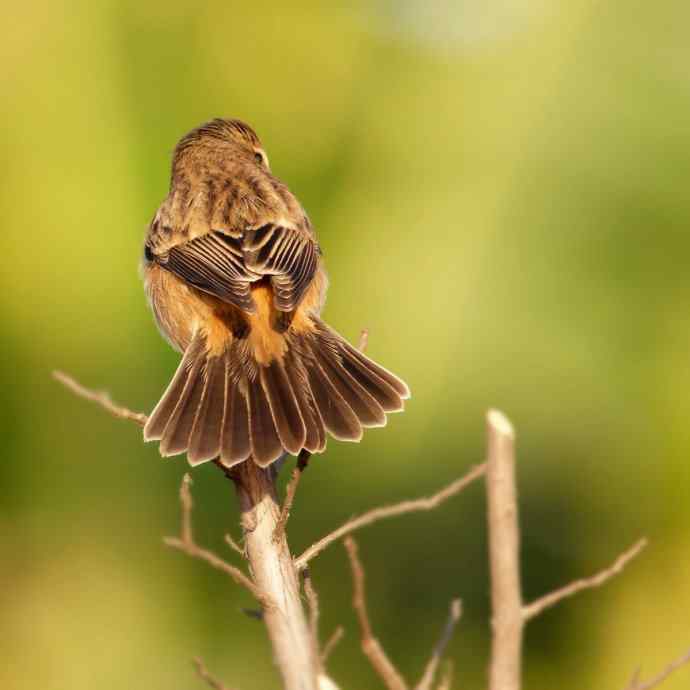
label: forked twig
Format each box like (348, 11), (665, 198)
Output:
(273, 450), (311, 543)
(302, 567), (322, 669)
(435, 662), (454, 690)
(358, 329), (369, 353)
(295, 464), (487, 570)
(53, 370), (148, 426)
(415, 599), (462, 690)
(523, 538), (648, 621)
(193, 657), (236, 690)
(623, 648), (690, 690)
(344, 536), (408, 690)
(164, 474), (270, 606)
(321, 626), (345, 665)
(224, 533), (246, 558)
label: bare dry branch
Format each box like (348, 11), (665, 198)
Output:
(296, 464), (486, 570)
(415, 599), (462, 690)
(523, 539), (648, 621)
(233, 461), (320, 690)
(193, 657), (236, 690)
(321, 626), (345, 665)
(358, 329), (369, 353)
(344, 536), (408, 690)
(435, 662), (454, 690)
(224, 533), (245, 558)
(486, 409), (522, 690)
(303, 567), (322, 669)
(53, 370), (148, 426)
(623, 648), (690, 690)
(164, 475), (269, 605)
(273, 450), (311, 543)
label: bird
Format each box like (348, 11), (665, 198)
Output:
(141, 118), (410, 468)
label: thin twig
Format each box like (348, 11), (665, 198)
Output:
(624, 648), (690, 690)
(164, 475), (269, 605)
(321, 626), (345, 665)
(295, 464), (486, 570)
(224, 533), (246, 558)
(486, 409), (522, 690)
(180, 473), (194, 544)
(358, 329), (369, 353)
(415, 599), (462, 690)
(435, 662), (454, 690)
(523, 539), (648, 621)
(344, 536), (408, 690)
(273, 450), (311, 543)
(53, 370), (148, 426)
(302, 567), (322, 669)
(193, 657), (235, 690)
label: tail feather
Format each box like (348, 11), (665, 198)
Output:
(144, 333), (205, 441)
(306, 358), (363, 442)
(159, 354), (206, 456)
(219, 378), (251, 467)
(285, 350), (326, 453)
(314, 346), (386, 428)
(187, 356), (225, 465)
(145, 318), (409, 466)
(247, 375), (285, 467)
(260, 360), (306, 455)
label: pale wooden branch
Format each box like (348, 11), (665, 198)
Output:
(435, 662), (454, 690)
(53, 370), (148, 426)
(623, 648), (690, 690)
(415, 599), (462, 690)
(163, 474), (269, 605)
(224, 533), (246, 558)
(486, 409), (522, 690)
(193, 657), (236, 690)
(522, 538), (647, 621)
(295, 464), (486, 570)
(344, 536), (408, 690)
(302, 567), (322, 668)
(321, 626), (345, 665)
(273, 449), (311, 543)
(232, 461), (320, 690)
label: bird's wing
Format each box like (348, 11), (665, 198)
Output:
(152, 225), (319, 314)
(243, 223), (320, 312)
(157, 232), (259, 313)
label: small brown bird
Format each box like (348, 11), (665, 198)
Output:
(142, 118), (409, 467)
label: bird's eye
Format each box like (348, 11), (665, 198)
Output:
(254, 152), (264, 165)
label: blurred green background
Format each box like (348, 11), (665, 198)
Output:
(2, 0), (690, 688)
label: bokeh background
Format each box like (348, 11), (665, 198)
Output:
(2, 1), (690, 688)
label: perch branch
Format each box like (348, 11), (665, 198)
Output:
(486, 409), (522, 690)
(415, 599), (462, 690)
(232, 461), (320, 690)
(163, 474), (269, 605)
(53, 370), (148, 426)
(193, 657), (236, 690)
(345, 536), (408, 690)
(624, 648), (690, 690)
(522, 538), (647, 621)
(295, 463), (486, 570)
(273, 449), (311, 543)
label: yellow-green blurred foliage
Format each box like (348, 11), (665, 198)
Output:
(2, 1), (689, 688)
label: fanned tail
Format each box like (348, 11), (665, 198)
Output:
(144, 318), (410, 467)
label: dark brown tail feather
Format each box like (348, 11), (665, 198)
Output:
(144, 319), (409, 466)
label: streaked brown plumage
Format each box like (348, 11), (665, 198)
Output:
(142, 118), (410, 467)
